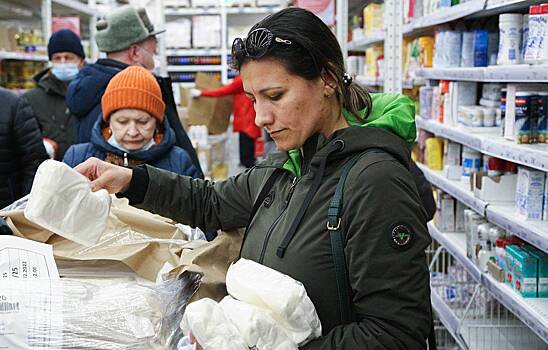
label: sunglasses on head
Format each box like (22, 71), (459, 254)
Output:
(232, 27), (292, 62)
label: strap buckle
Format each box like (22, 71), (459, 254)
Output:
(326, 218), (341, 231)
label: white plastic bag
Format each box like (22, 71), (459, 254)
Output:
(24, 160), (111, 246)
(180, 298), (247, 350)
(219, 296), (297, 350)
(225, 258), (322, 345)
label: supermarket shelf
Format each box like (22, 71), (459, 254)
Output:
(416, 115), (548, 172)
(484, 0), (538, 12)
(165, 6), (281, 16)
(0, 51), (48, 62)
(430, 223), (548, 344)
(428, 223), (482, 282)
(431, 290), (467, 349)
(173, 82), (195, 87)
(416, 65), (548, 82)
(356, 75), (382, 87)
(347, 31), (384, 51)
(167, 65), (222, 72)
(404, 0), (486, 35)
(165, 7), (222, 15)
(52, 0), (98, 16)
(417, 163), (488, 215)
(225, 6), (282, 14)
(486, 205), (548, 253)
(166, 49), (223, 56)
(482, 273), (548, 343)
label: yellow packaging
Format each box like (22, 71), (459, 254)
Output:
(418, 36), (434, 68)
(366, 44), (383, 77)
(425, 137), (444, 170)
(363, 3), (384, 35)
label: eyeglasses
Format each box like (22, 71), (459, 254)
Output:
(232, 27), (291, 62)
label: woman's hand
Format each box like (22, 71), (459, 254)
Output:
(74, 157), (133, 193)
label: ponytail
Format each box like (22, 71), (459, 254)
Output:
(340, 81), (372, 123)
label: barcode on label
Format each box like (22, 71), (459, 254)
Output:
(0, 301), (19, 313)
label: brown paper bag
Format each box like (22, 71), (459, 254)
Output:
(166, 230), (243, 303)
(2, 197), (185, 281)
(188, 73), (232, 134)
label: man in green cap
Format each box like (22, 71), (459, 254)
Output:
(66, 5), (203, 178)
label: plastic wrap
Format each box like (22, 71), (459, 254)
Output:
(0, 271), (200, 349)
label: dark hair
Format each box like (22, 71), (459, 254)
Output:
(232, 7), (371, 121)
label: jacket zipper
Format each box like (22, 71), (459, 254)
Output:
(258, 176), (299, 263)
(123, 153), (128, 167)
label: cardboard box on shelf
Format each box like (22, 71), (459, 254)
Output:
(177, 107), (190, 131)
(188, 73), (232, 134)
(180, 88), (191, 107)
(487, 260), (505, 283)
(473, 173), (517, 203)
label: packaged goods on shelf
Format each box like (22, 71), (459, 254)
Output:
(256, 0), (286, 6)
(166, 19), (191, 48)
(506, 245), (538, 297)
(418, 36), (434, 68)
(516, 166), (545, 220)
(437, 192), (456, 232)
(192, 16), (221, 48)
(419, 86), (433, 118)
(497, 13), (523, 65)
(521, 245), (548, 297)
(192, 0), (220, 7)
(425, 137), (444, 170)
(0, 26), (45, 53)
(363, 2), (383, 35)
(524, 4), (548, 64)
(464, 209), (486, 261)
(225, 0), (255, 6)
(1, 60), (47, 89)
(434, 27), (462, 68)
(365, 44), (383, 78)
(347, 55), (365, 77)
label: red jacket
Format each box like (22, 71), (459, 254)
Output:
(200, 76), (260, 139)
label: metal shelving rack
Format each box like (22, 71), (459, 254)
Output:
(342, 1), (548, 348)
(159, 1), (285, 84)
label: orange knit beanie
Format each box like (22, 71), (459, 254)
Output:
(101, 66), (165, 122)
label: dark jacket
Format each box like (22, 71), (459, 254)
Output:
(66, 58), (203, 178)
(122, 126), (433, 349)
(0, 88), (48, 209)
(63, 116), (200, 178)
(22, 69), (75, 160)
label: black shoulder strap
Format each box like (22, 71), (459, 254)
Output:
(328, 150), (437, 349)
(239, 168), (284, 258)
(327, 152), (365, 324)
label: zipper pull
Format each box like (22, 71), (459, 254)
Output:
(123, 152), (128, 167)
(285, 176), (298, 207)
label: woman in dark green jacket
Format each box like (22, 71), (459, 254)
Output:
(76, 8), (433, 349)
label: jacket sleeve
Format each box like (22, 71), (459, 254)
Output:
(409, 160), (436, 221)
(133, 165), (261, 232)
(13, 97), (49, 194)
(62, 145), (77, 167)
(365, 93), (417, 144)
(200, 77), (243, 97)
(301, 160), (432, 350)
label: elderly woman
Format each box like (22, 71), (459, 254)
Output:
(75, 8), (434, 349)
(64, 66), (200, 178)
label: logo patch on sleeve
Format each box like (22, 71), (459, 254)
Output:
(390, 224), (414, 250)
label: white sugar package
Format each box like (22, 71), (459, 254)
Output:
(219, 296), (297, 350)
(180, 298), (247, 350)
(24, 160), (111, 246)
(225, 258), (322, 345)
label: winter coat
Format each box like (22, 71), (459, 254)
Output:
(119, 95), (433, 348)
(0, 88), (48, 208)
(66, 59), (203, 178)
(22, 69), (75, 160)
(200, 76), (261, 139)
(63, 116), (200, 178)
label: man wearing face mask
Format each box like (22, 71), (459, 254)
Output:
(65, 5), (203, 178)
(22, 29), (85, 160)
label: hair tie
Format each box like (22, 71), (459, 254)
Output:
(343, 73), (353, 87)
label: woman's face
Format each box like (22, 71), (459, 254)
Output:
(109, 109), (156, 151)
(240, 57), (337, 151)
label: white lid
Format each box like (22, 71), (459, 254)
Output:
(499, 13), (523, 23)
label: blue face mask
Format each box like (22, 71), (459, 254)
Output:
(51, 63), (79, 81)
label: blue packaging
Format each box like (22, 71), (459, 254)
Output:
(473, 29), (489, 67)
